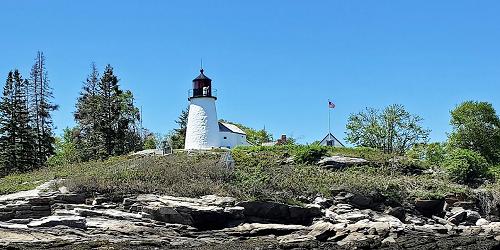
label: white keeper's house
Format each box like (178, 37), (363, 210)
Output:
(184, 69), (250, 150)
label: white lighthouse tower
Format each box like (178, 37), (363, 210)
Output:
(184, 69), (221, 150)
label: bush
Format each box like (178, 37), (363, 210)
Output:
(406, 143), (446, 167)
(294, 145), (328, 164)
(444, 149), (489, 184)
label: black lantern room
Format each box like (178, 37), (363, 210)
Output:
(189, 69), (216, 100)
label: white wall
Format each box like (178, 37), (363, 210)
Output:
(219, 131), (249, 149)
(184, 97), (220, 149)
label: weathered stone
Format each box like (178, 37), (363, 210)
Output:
(318, 156), (368, 169)
(465, 210), (481, 225)
(308, 221), (336, 241)
(54, 193), (86, 204)
(224, 223), (307, 236)
(349, 194), (373, 209)
(27, 215), (86, 229)
(476, 218), (490, 226)
(31, 205), (51, 211)
(336, 212), (369, 222)
(415, 199), (445, 217)
(447, 208), (467, 225)
(453, 201), (476, 210)
(414, 224), (448, 234)
(313, 197), (332, 209)
(27, 197), (51, 206)
(386, 207), (405, 222)
(0, 211), (14, 221)
(238, 201), (322, 225)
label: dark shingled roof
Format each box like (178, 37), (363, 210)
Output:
(193, 69), (211, 81)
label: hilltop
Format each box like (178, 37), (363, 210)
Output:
(1, 146), (500, 249)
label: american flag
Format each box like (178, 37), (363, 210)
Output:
(328, 101), (335, 109)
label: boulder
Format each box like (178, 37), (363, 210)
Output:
(476, 218), (490, 226)
(349, 194), (373, 209)
(308, 221), (336, 241)
(465, 210), (481, 225)
(386, 207), (405, 222)
(336, 212), (369, 223)
(415, 199), (445, 217)
(237, 201), (322, 225)
(318, 156), (368, 169)
(27, 216), (86, 229)
(141, 195), (243, 230)
(447, 208), (467, 225)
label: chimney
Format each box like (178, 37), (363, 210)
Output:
(281, 134), (287, 143)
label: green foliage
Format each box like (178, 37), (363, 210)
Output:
(29, 51), (58, 168)
(1, 145), (472, 205)
(406, 142), (446, 167)
(74, 64), (142, 161)
(0, 70), (36, 175)
(143, 134), (157, 150)
(346, 104), (430, 154)
(448, 101), (500, 164)
(47, 128), (80, 166)
(169, 108), (188, 149)
(444, 148), (489, 184)
(294, 145), (328, 164)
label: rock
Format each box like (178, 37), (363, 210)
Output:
(141, 195), (244, 230)
(224, 223), (307, 236)
(349, 194), (373, 209)
(238, 201), (322, 225)
(415, 199), (445, 217)
(54, 193), (86, 204)
(308, 221), (336, 241)
(447, 208), (467, 225)
(27, 216), (86, 229)
(336, 212), (369, 222)
(414, 224), (448, 234)
(381, 236), (396, 245)
(74, 208), (142, 220)
(386, 207), (405, 222)
(318, 156), (368, 169)
(476, 218), (490, 226)
(453, 201), (476, 210)
(465, 210), (481, 225)
(313, 197), (332, 209)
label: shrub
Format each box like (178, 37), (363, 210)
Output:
(293, 145), (328, 164)
(444, 149), (489, 184)
(406, 142), (446, 167)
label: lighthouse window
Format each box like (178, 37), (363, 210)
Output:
(224, 137), (227, 139)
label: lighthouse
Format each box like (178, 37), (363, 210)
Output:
(184, 69), (221, 149)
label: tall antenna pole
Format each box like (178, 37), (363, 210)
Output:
(200, 58), (203, 70)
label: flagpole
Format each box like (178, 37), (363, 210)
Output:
(328, 99), (331, 135)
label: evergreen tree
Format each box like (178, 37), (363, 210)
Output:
(74, 63), (104, 159)
(29, 51), (58, 167)
(170, 108), (188, 149)
(74, 64), (141, 160)
(0, 71), (35, 174)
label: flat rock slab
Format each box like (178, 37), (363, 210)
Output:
(224, 223), (307, 236)
(318, 156), (368, 169)
(27, 215), (86, 229)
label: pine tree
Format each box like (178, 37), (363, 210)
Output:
(170, 108), (188, 149)
(74, 63), (105, 160)
(74, 64), (141, 160)
(0, 70), (35, 174)
(29, 51), (58, 167)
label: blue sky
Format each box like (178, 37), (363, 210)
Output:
(1, 1), (499, 144)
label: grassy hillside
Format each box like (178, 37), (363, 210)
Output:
(0, 145), (488, 205)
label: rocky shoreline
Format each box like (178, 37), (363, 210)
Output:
(1, 181), (500, 249)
